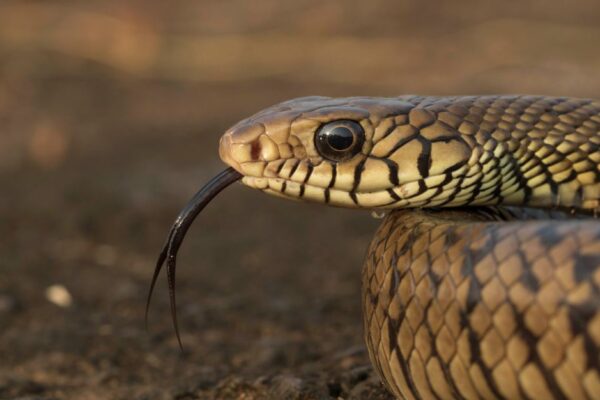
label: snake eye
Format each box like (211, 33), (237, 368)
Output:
(314, 120), (365, 162)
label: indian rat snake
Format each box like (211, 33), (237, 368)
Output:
(147, 95), (600, 399)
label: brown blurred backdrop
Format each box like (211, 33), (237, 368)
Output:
(1, 1), (600, 399)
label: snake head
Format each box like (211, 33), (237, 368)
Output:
(219, 96), (471, 208)
(149, 94), (600, 348)
(148, 95), (475, 347)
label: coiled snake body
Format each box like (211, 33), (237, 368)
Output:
(149, 95), (600, 399)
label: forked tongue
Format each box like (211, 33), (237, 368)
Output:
(145, 167), (242, 349)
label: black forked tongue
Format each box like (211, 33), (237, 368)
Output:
(145, 167), (242, 350)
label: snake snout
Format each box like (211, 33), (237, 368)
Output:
(219, 122), (283, 178)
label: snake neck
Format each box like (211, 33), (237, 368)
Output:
(437, 141), (597, 212)
(386, 96), (600, 212)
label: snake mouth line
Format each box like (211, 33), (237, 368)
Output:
(240, 174), (463, 209)
(145, 167), (242, 349)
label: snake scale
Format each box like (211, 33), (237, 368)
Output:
(148, 95), (600, 399)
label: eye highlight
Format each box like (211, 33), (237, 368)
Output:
(314, 120), (365, 162)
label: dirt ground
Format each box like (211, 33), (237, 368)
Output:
(1, 1), (600, 399)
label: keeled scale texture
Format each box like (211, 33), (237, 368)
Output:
(363, 209), (600, 399)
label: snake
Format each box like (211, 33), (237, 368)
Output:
(147, 95), (600, 399)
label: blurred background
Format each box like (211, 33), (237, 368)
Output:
(1, 1), (600, 399)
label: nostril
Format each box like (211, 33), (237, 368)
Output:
(250, 141), (261, 160)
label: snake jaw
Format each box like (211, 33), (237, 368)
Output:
(146, 167), (242, 349)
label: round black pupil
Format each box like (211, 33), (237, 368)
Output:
(327, 126), (354, 151)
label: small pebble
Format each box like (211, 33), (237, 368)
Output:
(45, 284), (73, 308)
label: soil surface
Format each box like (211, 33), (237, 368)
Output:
(1, 1), (600, 399)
